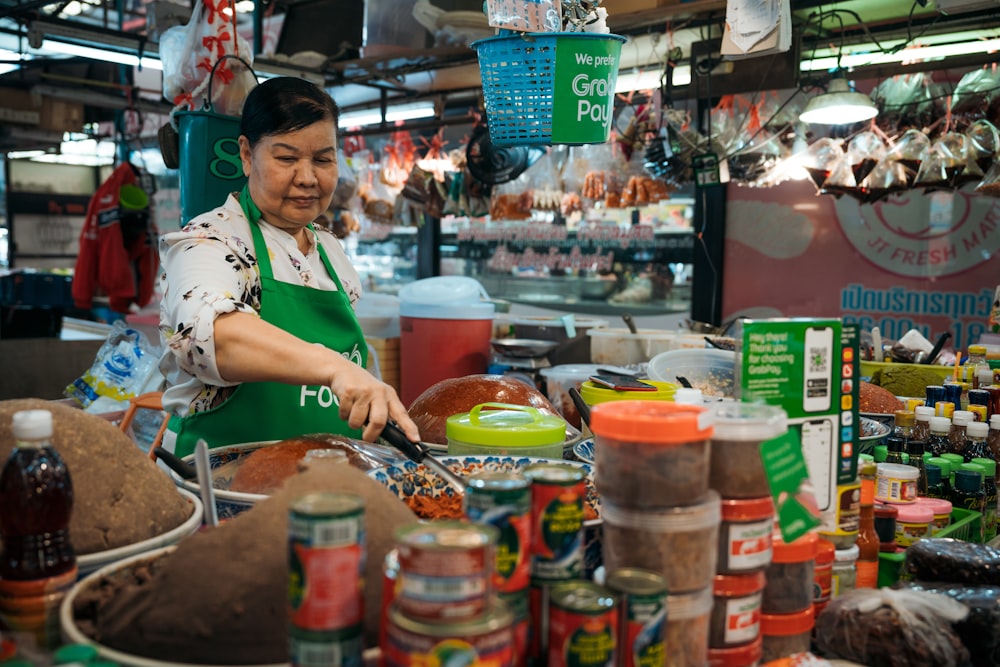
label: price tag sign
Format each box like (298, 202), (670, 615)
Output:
(760, 431), (822, 543)
(693, 152), (721, 188)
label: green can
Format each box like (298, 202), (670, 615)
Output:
(289, 624), (363, 667)
(606, 569), (667, 667)
(465, 471), (532, 592)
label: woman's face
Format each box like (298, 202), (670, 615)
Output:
(238, 118), (338, 234)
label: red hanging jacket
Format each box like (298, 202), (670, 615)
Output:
(72, 163), (159, 313)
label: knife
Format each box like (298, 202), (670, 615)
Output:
(380, 421), (467, 494)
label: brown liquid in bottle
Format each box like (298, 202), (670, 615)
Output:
(0, 411), (75, 580)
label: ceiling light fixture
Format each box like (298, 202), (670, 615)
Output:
(800, 32), (1000, 71)
(798, 77), (878, 125)
(338, 102), (436, 129)
(36, 39), (162, 70)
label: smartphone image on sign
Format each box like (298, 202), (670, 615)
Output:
(803, 326), (834, 413)
(801, 418), (834, 512)
(589, 374), (658, 391)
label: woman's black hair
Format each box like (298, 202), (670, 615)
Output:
(240, 77), (339, 147)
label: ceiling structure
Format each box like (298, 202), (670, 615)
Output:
(0, 0), (997, 152)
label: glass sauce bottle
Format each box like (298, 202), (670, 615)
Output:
(971, 457), (997, 543)
(964, 421), (992, 463)
(0, 409), (75, 579)
(926, 458), (954, 500)
(856, 460), (879, 590)
(912, 406), (934, 443)
(884, 436), (907, 465)
(988, 414), (1000, 461)
(927, 417), (952, 457)
(950, 411), (974, 455)
(893, 411), (915, 443)
(951, 468), (985, 517)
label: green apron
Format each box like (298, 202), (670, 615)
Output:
(171, 189), (368, 458)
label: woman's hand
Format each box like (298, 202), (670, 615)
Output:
(326, 355), (420, 443)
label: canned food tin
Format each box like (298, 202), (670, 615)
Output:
(380, 549), (400, 655)
(465, 471), (532, 593)
(498, 589), (529, 667)
(289, 493), (365, 632)
(383, 602), (515, 667)
(290, 625), (362, 667)
(395, 521), (498, 622)
(548, 581), (618, 667)
(524, 463), (586, 581)
(606, 569), (667, 667)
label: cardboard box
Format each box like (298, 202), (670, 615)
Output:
(366, 337), (401, 394)
(0, 88), (84, 132)
(40, 97), (85, 133)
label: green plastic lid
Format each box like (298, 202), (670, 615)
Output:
(873, 445), (888, 463)
(446, 403), (566, 447)
(859, 453), (875, 464)
(53, 645), (100, 664)
(960, 462), (986, 475)
(927, 457), (952, 477)
(941, 453), (966, 467)
(971, 457), (997, 477)
(989, 360), (1000, 370)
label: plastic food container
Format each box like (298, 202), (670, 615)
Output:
(894, 501), (934, 547)
(813, 539), (835, 605)
(601, 492), (721, 594)
(760, 606), (815, 664)
(920, 497), (953, 535)
(707, 636), (763, 667)
(579, 380), (677, 408)
(709, 572), (765, 649)
(648, 348), (737, 398)
(876, 462), (919, 504)
(590, 401), (713, 508)
(665, 587), (713, 667)
(539, 364), (604, 429)
(446, 403), (567, 458)
(354, 291), (400, 338)
(831, 545), (858, 598)
(717, 497), (774, 575)
(708, 403), (787, 498)
(762, 532), (818, 614)
(588, 327), (675, 366)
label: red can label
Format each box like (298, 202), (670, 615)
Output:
(289, 501), (364, 631)
(548, 602), (617, 667)
(465, 477), (532, 593)
(396, 524), (494, 622)
(383, 609), (514, 667)
(619, 592), (665, 667)
(530, 477), (584, 581)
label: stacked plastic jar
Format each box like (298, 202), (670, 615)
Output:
(761, 532), (819, 663)
(705, 403), (787, 667)
(590, 400), (719, 667)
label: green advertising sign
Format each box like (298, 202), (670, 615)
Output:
(551, 36), (622, 145)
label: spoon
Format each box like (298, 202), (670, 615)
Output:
(622, 313), (639, 334)
(195, 439), (219, 527)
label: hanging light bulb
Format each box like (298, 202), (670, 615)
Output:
(799, 78), (878, 125)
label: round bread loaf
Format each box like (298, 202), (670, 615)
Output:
(407, 374), (561, 445)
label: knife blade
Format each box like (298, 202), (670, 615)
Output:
(380, 421), (467, 493)
(195, 439), (219, 527)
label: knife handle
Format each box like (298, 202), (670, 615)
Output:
(381, 421), (428, 464)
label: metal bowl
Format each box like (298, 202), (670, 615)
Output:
(490, 338), (560, 359)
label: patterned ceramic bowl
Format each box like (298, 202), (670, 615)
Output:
(572, 437), (595, 464)
(859, 415), (892, 453)
(368, 455), (604, 577)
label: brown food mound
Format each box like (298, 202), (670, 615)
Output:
(229, 434), (377, 494)
(860, 381), (904, 414)
(72, 461), (417, 664)
(405, 492), (464, 520)
(0, 399), (191, 555)
(408, 374), (562, 445)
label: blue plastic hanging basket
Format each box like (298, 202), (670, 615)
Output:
(472, 32), (627, 147)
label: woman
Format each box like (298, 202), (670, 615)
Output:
(159, 77), (420, 458)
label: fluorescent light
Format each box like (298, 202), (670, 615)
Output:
(614, 65), (692, 93)
(38, 39), (162, 70)
(6, 150), (47, 159)
(235, 0), (255, 12)
(338, 102), (436, 128)
(801, 35), (1000, 71)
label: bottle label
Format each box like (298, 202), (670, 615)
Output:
(855, 560), (878, 589)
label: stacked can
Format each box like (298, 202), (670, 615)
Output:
(706, 404), (785, 667)
(522, 461), (589, 665)
(590, 401), (719, 667)
(382, 520), (516, 667)
(465, 471), (533, 666)
(288, 493), (366, 667)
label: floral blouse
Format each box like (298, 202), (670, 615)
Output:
(158, 194), (362, 418)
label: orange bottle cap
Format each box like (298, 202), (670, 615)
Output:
(771, 531), (819, 563)
(760, 606), (815, 636)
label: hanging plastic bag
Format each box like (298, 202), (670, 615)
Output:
(952, 67), (1000, 123)
(65, 321), (162, 409)
(965, 120), (999, 183)
(847, 131), (888, 186)
(726, 103), (782, 186)
(799, 138), (845, 193)
(886, 129), (931, 187)
(161, 0), (256, 116)
(916, 132), (968, 190)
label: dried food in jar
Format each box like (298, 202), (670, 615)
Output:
(709, 572), (765, 649)
(664, 588), (713, 667)
(716, 497), (774, 575)
(762, 532), (817, 614)
(814, 587), (970, 667)
(760, 608), (813, 663)
(709, 404), (786, 498)
(601, 493), (720, 594)
(591, 402), (713, 509)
